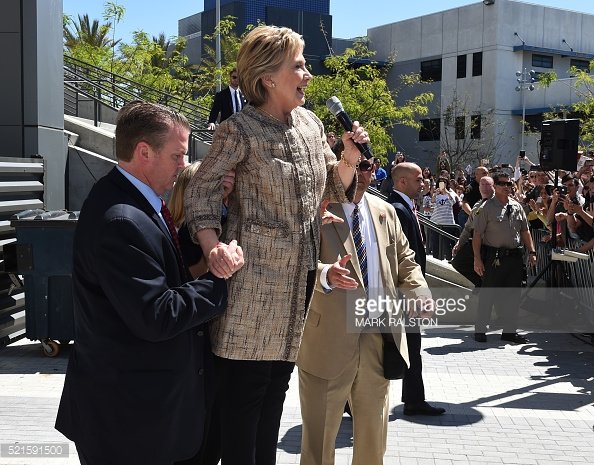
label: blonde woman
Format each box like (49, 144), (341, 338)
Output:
(184, 25), (370, 464)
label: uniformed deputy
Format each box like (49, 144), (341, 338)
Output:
(472, 172), (537, 343)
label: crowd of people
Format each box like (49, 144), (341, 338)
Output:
(51, 22), (594, 465)
(375, 149), (594, 257)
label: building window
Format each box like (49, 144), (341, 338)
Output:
(532, 54), (553, 68)
(570, 59), (590, 72)
(421, 59), (442, 82)
(472, 52), (482, 76)
(419, 118), (441, 141)
(455, 116), (465, 140)
(471, 115), (481, 140)
(457, 55), (467, 79)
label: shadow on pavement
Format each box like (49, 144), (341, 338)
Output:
(278, 416), (354, 454)
(389, 406), (483, 426)
(424, 331), (594, 413)
(0, 340), (70, 374)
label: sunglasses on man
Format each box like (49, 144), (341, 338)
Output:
(357, 161), (374, 172)
(496, 181), (514, 187)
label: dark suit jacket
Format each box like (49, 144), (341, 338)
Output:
(388, 190), (427, 275)
(387, 191), (429, 402)
(207, 87), (246, 124)
(55, 168), (227, 465)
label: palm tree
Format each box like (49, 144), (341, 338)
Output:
(64, 14), (117, 50)
(150, 33), (171, 68)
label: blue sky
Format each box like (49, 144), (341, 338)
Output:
(63, 1), (594, 44)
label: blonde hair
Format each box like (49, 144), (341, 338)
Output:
(168, 162), (201, 227)
(237, 25), (304, 106)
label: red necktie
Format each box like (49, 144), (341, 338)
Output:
(160, 199), (186, 270)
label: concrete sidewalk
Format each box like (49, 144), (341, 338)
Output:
(1, 328), (593, 465)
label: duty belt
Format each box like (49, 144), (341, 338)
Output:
(482, 245), (523, 257)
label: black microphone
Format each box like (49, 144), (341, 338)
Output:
(326, 96), (373, 159)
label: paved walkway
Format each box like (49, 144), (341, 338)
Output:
(1, 328), (593, 465)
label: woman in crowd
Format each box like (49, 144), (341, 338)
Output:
(184, 25), (369, 465)
(422, 166), (433, 182)
(430, 176), (458, 258)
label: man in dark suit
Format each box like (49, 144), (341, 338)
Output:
(207, 68), (246, 130)
(55, 102), (240, 465)
(387, 162), (446, 416)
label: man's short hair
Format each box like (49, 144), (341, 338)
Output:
(115, 101), (190, 162)
(491, 172), (510, 184)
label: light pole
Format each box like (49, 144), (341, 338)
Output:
(215, 0), (221, 92)
(515, 68), (536, 151)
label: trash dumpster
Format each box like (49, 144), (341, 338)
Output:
(9, 209), (79, 357)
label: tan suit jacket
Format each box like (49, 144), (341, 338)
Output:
(297, 193), (430, 379)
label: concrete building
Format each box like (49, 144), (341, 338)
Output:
(367, 0), (594, 168)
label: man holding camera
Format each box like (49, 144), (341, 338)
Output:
(472, 172), (537, 344)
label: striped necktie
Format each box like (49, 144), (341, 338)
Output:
(234, 89), (241, 113)
(352, 204), (368, 293)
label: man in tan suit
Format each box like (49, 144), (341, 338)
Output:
(297, 156), (431, 465)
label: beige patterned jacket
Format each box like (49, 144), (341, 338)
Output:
(185, 105), (353, 361)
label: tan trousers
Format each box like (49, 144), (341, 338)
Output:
(298, 333), (390, 465)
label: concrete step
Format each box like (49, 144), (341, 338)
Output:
(426, 254), (475, 288)
(64, 115), (116, 160)
(67, 145), (117, 211)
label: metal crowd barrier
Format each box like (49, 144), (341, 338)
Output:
(527, 227), (594, 329)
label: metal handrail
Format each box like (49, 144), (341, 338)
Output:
(367, 186), (460, 260)
(63, 55), (214, 157)
(64, 55), (211, 119)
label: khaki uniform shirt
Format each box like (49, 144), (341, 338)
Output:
(473, 196), (529, 249)
(458, 196), (489, 246)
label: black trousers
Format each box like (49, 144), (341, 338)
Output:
(401, 329), (425, 404)
(476, 250), (523, 333)
(215, 269), (316, 465)
(216, 357), (295, 465)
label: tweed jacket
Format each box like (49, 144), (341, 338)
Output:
(185, 104), (353, 362)
(297, 194), (430, 379)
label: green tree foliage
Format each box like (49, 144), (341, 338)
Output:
(563, 62), (594, 148)
(305, 38), (433, 163)
(64, 13), (115, 50)
(64, 3), (205, 111)
(193, 16), (249, 100)
(540, 64), (594, 149)
(103, 1), (125, 72)
(117, 31), (198, 101)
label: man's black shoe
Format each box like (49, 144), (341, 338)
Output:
(474, 332), (487, 342)
(501, 332), (528, 344)
(403, 401), (446, 416)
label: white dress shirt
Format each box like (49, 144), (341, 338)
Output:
(320, 195), (385, 317)
(231, 87), (242, 113)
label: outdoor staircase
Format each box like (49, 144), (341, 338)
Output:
(0, 157), (45, 347)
